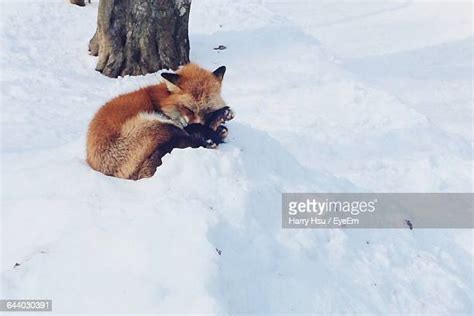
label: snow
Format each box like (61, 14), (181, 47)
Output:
(1, 0), (473, 314)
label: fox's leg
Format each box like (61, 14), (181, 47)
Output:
(117, 118), (191, 180)
(125, 119), (228, 180)
(205, 106), (235, 137)
(184, 124), (223, 148)
(131, 147), (167, 180)
(132, 126), (221, 179)
(132, 127), (219, 179)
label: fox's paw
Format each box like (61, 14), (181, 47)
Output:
(216, 106), (234, 123)
(184, 123), (222, 149)
(216, 125), (229, 139)
(222, 107), (235, 121)
(205, 138), (219, 149)
(206, 106), (235, 130)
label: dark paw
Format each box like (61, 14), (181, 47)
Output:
(184, 123), (223, 149)
(206, 106), (235, 130)
(216, 125), (228, 139)
(204, 138), (218, 149)
(222, 107), (235, 121)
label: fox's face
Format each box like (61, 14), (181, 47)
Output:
(160, 64), (226, 126)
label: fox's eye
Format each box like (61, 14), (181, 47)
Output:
(181, 106), (194, 115)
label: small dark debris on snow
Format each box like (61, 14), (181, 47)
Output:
(366, 241), (370, 245)
(13, 263), (20, 268)
(216, 248), (222, 256)
(405, 219), (413, 230)
(213, 45), (227, 51)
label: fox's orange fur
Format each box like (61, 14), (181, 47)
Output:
(86, 63), (226, 180)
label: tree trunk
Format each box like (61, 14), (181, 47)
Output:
(70, 0), (85, 6)
(89, 0), (191, 78)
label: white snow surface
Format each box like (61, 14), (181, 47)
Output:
(0, 0), (473, 314)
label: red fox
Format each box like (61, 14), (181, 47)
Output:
(86, 63), (234, 180)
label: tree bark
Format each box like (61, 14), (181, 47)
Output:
(70, 0), (85, 6)
(89, 0), (191, 78)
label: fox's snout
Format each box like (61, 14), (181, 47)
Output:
(188, 116), (203, 124)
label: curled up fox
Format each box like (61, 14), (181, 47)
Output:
(86, 63), (234, 180)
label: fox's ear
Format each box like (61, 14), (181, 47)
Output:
(161, 72), (181, 92)
(212, 66), (226, 82)
(161, 72), (180, 85)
